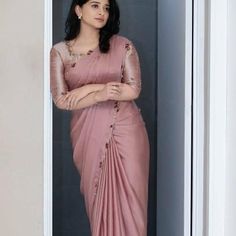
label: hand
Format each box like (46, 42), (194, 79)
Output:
(94, 82), (122, 102)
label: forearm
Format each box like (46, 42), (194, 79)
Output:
(113, 83), (140, 101)
(53, 84), (104, 110)
(68, 91), (99, 110)
(68, 84), (105, 99)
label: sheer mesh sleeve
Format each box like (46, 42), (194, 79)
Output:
(121, 42), (142, 96)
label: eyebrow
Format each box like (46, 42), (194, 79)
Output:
(89, 1), (110, 6)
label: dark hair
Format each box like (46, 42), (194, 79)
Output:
(64, 0), (120, 53)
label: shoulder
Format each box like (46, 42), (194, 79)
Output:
(51, 41), (68, 55)
(111, 35), (140, 60)
(110, 35), (136, 49)
(111, 34), (130, 43)
(109, 35), (138, 58)
(50, 41), (69, 63)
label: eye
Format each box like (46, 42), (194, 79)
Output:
(105, 6), (110, 12)
(91, 4), (99, 8)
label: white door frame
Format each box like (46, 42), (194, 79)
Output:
(192, 0), (207, 235)
(43, 0), (53, 235)
(184, 0), (193, 235)
(205, 0), (228, 236)
(192, 0), (228, 236)
(43, 0), (211, 235)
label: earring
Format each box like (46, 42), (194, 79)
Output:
(78, 15), (82, 20)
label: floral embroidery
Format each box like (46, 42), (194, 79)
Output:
(65, 41), (94, 67)
(93, 100), (120, 199)
(122, 42), (142, 92)
(121, 64), (125, 83)
(125, 43), (131, 51)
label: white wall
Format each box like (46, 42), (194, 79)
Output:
(225, 0), (236, 235)
(0, 1), (44, 235)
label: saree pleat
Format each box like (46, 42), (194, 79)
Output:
(91, 135), (141, 236)
(89, 102), (149, 236)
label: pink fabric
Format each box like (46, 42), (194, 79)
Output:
(50, 35), (150, 236)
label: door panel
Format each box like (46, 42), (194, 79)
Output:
(53, 1), (90, 235)
(157, 0), (190, 235)
(119, 1), (158, 236)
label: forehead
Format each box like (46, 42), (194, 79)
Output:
(87, 0), (110, 5)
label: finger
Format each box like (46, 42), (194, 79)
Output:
(108, 94), (118, 100)
(70, 94), (80, 108)
(111, 86), (119, 92)
(111, 88), (120, 94)
(110, 91), (120, 97)
(108, 85), (119, 91)
(110, 85), (121, 91)
(108, 82), (121, 87)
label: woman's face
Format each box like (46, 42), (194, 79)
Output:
(76, 0), (110, 30)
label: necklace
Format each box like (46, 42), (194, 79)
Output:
(66, 38), (98, 58)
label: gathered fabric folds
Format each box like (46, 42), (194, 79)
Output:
(50, 35), (150, 236)
(92, 135), (148, 236)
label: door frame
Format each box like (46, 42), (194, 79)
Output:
(191, 0), (207, 235)
(43, 0), (53, 235)
(43, 0), (206, 235)
(205, 0), (228, 235)
(184, 0), (193, 235)
(191, 0), (228, 235)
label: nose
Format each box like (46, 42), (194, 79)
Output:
(99, 7), (105, 16)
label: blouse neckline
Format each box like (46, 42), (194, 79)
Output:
(64, 40), (99, 58)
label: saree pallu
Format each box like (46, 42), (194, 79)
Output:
(50, 35), (150, 236)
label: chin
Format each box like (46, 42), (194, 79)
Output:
(94, 23), (107, 29)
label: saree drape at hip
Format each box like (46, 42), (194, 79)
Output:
(50, 35), (150, 236)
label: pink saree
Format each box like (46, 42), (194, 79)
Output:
(50, 35), (150, 236)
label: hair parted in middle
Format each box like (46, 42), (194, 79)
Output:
(64, 0), (120, 53)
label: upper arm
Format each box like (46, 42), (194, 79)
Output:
(50, 47), (69, 108)
(121, 42), (142, 96)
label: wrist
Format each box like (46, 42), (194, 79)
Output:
(94, 91), (101, 103)
(95, 84), (105, 91)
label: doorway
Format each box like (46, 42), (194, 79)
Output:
(49, 0), (193, 235)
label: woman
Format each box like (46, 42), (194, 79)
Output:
(50, 0), (150, 235)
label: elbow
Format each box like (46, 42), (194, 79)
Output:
(131, 94), (139, 100)
(133, 91), (140, 100)
(131, 88), (141, 100)
(128, 84), (141, 100)
(55, 103), (67, 110)
(120, 84), (141, 101)
(53, 97), (69, 110)
(54, 101), (67, 110)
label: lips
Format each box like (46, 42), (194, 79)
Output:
(94, 18), (104, 22)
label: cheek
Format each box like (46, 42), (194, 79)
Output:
(105, 13), (109, 22)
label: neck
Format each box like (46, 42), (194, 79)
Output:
(76, 23), (100, 44)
